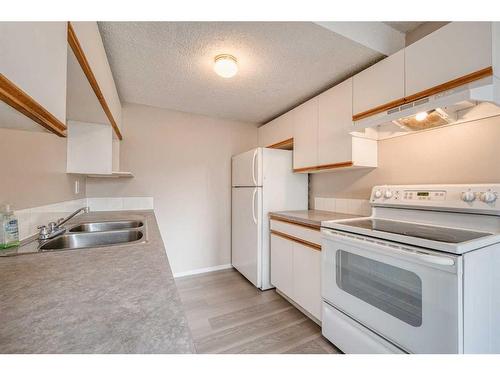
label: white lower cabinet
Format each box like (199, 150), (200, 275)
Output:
(270, 234), (294, 298)
(292, 242), (322, 320)
(270, 229), (322, 321)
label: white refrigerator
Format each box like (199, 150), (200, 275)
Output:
(231, 147), (308, 290)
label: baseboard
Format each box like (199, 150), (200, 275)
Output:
(173, 264), (233, 278)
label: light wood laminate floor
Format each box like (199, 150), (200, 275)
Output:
(175, 268), (340, 354)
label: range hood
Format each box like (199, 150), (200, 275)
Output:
(353, 76), (500, 139)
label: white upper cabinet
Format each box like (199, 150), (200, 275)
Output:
(258, 110), (294, 148)
(293, 97), (319, 170)
(318, 78), (353, 166)
(353, 49), (405, 116)
(0, 22), (68, 133)
(405, 22), (492, 97)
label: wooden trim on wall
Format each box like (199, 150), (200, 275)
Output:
(293, 161), (353, 174)
(267, 138), (294, 150)
(352, 66), (494, 122)
(67, 22), (123, 140)
(271, 230), (321, 251)
(269, 215), (321, 231)
(0, 74), (67, 137)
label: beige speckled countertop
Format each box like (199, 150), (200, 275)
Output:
(269, 210), (362, 229)
(0, 210), (195, 354)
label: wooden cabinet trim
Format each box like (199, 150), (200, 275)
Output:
(293, 161), (353, 173)
(267, 137), (294, 150)
(352, 98), (406, 121)
(0, 73), (67, 137)
(270, 230), (321, 251)
(269, 215), (320, 231)
(404, 66), (493, 103)
(67, 22), (123, 140)
(352, 66), (493, 122)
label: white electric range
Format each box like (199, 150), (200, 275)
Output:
(320, 184), (500, 354)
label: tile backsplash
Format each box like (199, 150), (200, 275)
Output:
(314, 197), (371, 216)
(14, 197), (154, 240)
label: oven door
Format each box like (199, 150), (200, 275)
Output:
(322, 229), (463, 354)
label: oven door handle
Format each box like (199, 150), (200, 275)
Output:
(410, 252), (455, 266)
(323, 229), (456, 268)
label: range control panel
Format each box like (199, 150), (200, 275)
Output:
(370, 184), (500, 213)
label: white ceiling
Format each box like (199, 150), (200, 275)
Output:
(384, 22), (426, 34)
(98, 22), (384, 124)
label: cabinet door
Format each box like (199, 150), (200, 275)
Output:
(318, 78), (353, 166)
(0, 22), (67, 123)
(258, 111), (294, 147)
(270, 234), (293, 297)
(293, 97), (318, 170)
(352, 49), (405, 116)
(293, 243), (322, 320)
(405, 22), (492, 97)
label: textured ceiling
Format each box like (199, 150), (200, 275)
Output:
(98, 22), (383, 124)
(384, 22), (426, 34)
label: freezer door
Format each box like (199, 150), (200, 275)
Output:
(232, 187), (262, 287)
(232, 148), (262, 187)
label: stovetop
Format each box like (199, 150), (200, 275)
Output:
(336, 218), (492, 244)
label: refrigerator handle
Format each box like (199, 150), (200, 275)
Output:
(252, 188), (258, 224)
(252, 149), (258, 186)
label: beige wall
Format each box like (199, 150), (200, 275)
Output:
(310, 115), (500, 203)
(0, 127), (86, 210)
(86, 103), (258, 274)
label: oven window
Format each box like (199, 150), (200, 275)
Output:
(336, 250), (422, 327)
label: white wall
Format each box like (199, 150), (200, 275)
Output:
(86, 103), (258, 275)
(0, 127), (86, 210)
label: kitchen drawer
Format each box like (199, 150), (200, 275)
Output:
(270, 219), (321, 247)
(322, 302), (405, 354)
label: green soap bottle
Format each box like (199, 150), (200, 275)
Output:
(1, 204), (20, 249)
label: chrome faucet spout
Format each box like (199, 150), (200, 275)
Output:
(57, 207), (90, 227)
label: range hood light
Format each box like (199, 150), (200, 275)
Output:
(415, 111), (428, 122)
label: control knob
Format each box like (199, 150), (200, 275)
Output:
(374, 190), (383, 199)
(480, 191), (497, 204)
(384, 190), (393, 199)
(461, 191), (476, 203)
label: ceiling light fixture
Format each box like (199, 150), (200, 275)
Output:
(214, 54), (238, 78)
(415, 111), (429, 122)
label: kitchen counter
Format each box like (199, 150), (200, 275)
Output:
(0, 210), (195, 354)
(269, 210), (362, 229)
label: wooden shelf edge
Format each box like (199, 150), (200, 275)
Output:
(293, 161), (354, 173)
(352, 66), (494, 122)
(69, 171), (133, 178)
(0, 73), (67, 137)
(67, 22), (123, 141)
(267, 138), (294, 150)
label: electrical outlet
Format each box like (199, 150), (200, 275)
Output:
(74, 180), (80, 195)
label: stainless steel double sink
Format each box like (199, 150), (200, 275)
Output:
(38, 220), (146, 251)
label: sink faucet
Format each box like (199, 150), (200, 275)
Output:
(38, 207), (90, 240)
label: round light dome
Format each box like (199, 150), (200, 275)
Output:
(214, 54), (238, 78)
